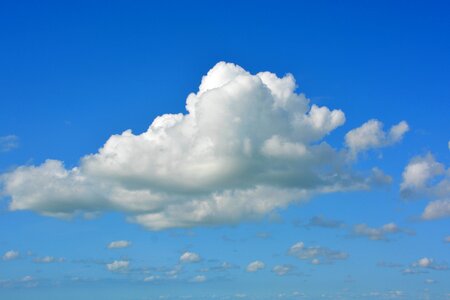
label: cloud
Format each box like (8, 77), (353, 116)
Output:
(422, 199), (450, 220)
(411, 257), (448, 271)
(0, 135), (19, 152)
(107, 240), (131, 249)
(33, 256), (64, 263)
(445, 236), (450, 243)
(345, 119), (409, 157)
(144, 275), (160, 282)
(288, 242), (348, 264)
(190, 275), (206, 283)
(272, 264), (293, 276)
(106, 260), (129, 272)
(2, 250), (19, 261)
(304, 215), (345, 229)
(179, 252), (201, 263)
(351, 223), (414, 241)
(246, 260), (265, 272)
(400, 152), (450, 220)
(1, 62), (400, 230)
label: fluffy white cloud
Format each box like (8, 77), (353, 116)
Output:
(246, 260), (265, 272)
(400, 152), (450, 220)
(1, 62), (399, 230)
(106, 260), (129, 272)
(107, 240), (131, 249)
(2, 250), (19, 261)
(179, 252), (201, 263)
(345, 119), (408, 157)
(352, 223), (414, 241)
(288, 242), (347, 264)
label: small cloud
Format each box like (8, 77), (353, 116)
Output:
(2, 250), (19, 261)
(106, 260), (129, 272)
(190, 275), (206, 283)
(179, 252), (201, 263)
(144, 275), (160, 282)
(288, 242), (348, 264)
(107, 240), (131, 249)
(33, 256), (64, 263)
(272, 264), (293, 276)
(351, 222), (414, 241)
(412, 257), (448, 271)
(246, 260), (265, 272)
(345, 119), (409, 158)
(0, 135), (19, 152)
(424, 278), (436, 284)
(305, 215), (345, 229)
(444, 236), (450, 243)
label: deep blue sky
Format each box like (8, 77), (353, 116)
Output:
(0, 1), (449, 299)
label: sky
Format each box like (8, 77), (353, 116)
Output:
(0, 1), (449, 299)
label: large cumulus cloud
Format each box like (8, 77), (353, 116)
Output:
(1, 62), (403, 229)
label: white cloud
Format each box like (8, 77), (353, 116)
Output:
(352, 222), (414, 241)
(412, 257), (448, 271)
(400, 153), (447, 198)
(190, 275), (206, 283)
(106, 260), (129, 272)
(246, 260), (265, 272)
(179, 252), (201, 263)
(107, 240), (131, 249)
(272, 264), (292, 276)
(0, 135), (19, 152)
(2, 250), (19, 261)
(345, 119), (409, 157)
(33, 256), (64, 263)
(445, 236), (450, 243)
(1, 62), (398, 229)
(400, 152), (450, 220)
(288, 242), (348, 264)
(422, 199), (450, 220)
(144, 275), (160, 282)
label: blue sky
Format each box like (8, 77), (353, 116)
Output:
(0, 1), (449, 299)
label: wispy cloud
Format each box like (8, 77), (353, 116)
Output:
(0, 135), (19, 152)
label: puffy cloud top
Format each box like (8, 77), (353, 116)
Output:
(1, 62), (402, 230)
(345, 119), (408, 157)
(179, 252), (201, 263)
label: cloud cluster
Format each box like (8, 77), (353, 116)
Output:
(400, 153), (450, 220)
(412, 257), (448, 271)
(352, 223), (414, 241)
(288, 242), (348, 264)
(1, 62), (403, 230)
